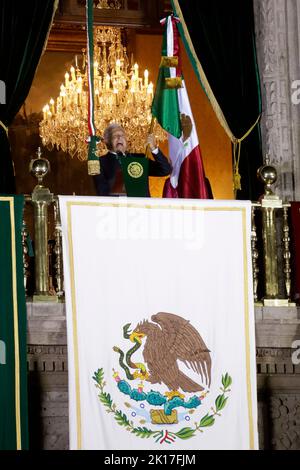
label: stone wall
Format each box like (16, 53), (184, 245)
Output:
(27, 302), (300, 450)
(253, 0), (300, 201)
(255, 305), (300, 450)
(27, 302), (68, 450)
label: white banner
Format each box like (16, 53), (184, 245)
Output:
(59, 196), (258, 450)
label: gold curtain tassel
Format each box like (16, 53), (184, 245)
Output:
(233, 172), (241, 191)
(165, 77), (182, 89)
(88, 160), (100, 175)
(160, 56), (178, 68)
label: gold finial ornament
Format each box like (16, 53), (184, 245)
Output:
(29, 147), (50, 187)
(257, 155), (277, 197)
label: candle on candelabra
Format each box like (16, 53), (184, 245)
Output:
(134, 63), (139, 79)
(65, 72), (69, 88)
(70, 66), (76, 81)
(42, 105), (47, 120)
(106, 74), (110, 90)
(49, 98), (55, 115)
(77, 76), (83, 91)
(147, 82), (153, 104)
(144, 69), (149, 88)
(75, 55), (78, 68)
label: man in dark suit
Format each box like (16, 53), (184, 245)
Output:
(93, 123), (171, 196)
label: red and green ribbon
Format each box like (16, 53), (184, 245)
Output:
(86, 0), (100, 175)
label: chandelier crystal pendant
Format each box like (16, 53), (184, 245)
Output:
(40, 26), (166, 161)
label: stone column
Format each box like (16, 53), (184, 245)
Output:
(253, 0), (300, 201)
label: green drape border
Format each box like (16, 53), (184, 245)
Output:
(0, 196), (28, 450)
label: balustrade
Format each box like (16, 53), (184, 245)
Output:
(251, 158), (295, 306)
(23, 148), (64, 301)
(22, 148), (298, 306)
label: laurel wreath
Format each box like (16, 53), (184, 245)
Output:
(93, 368), (232, 444)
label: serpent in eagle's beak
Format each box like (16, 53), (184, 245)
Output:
(129, 331), (145, 344)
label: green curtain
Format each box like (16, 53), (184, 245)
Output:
(171, 0), (263, 200)
(0, 196), (28, 450)
(0, 0), (57, 194)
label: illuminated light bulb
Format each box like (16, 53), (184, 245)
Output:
(70, 66), (76, 81)
(144, 69), (149, 88)
(105, 74), (110, 90)
(49, 98), (55, 114)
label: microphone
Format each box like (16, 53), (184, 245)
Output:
(116, 151), (126, 164)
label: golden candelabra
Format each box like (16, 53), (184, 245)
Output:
(40, 26), (166, 160)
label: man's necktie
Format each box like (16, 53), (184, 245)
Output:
(113, 152), (126, 194)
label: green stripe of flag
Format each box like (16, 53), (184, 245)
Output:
(151, 17), (182, 138)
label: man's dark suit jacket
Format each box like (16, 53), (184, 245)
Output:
(93, 150), (172, 196)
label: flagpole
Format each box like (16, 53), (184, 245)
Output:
(145, 116), (155, 159)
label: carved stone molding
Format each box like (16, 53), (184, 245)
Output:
(27, 344), (68, 372)
(256, 347), (300, 375)
(270, 394), (300, 449)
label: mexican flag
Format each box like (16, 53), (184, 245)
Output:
(60, 195), (258, 450)
(151, 15), (209, 199)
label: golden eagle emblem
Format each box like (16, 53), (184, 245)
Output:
(127, 161), (143, 178)
(133, 312), (211, 392)
(94, 312), (232, 443)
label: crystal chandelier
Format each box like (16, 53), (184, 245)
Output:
(40, 26), (166, 161)
(96, 0), (121, 8)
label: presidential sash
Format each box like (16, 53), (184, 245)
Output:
(119, 155), (149, 197)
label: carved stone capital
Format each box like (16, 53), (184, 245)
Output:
(253, 0), (300, 201)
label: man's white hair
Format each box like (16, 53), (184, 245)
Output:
(103, 123), (124, 143)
